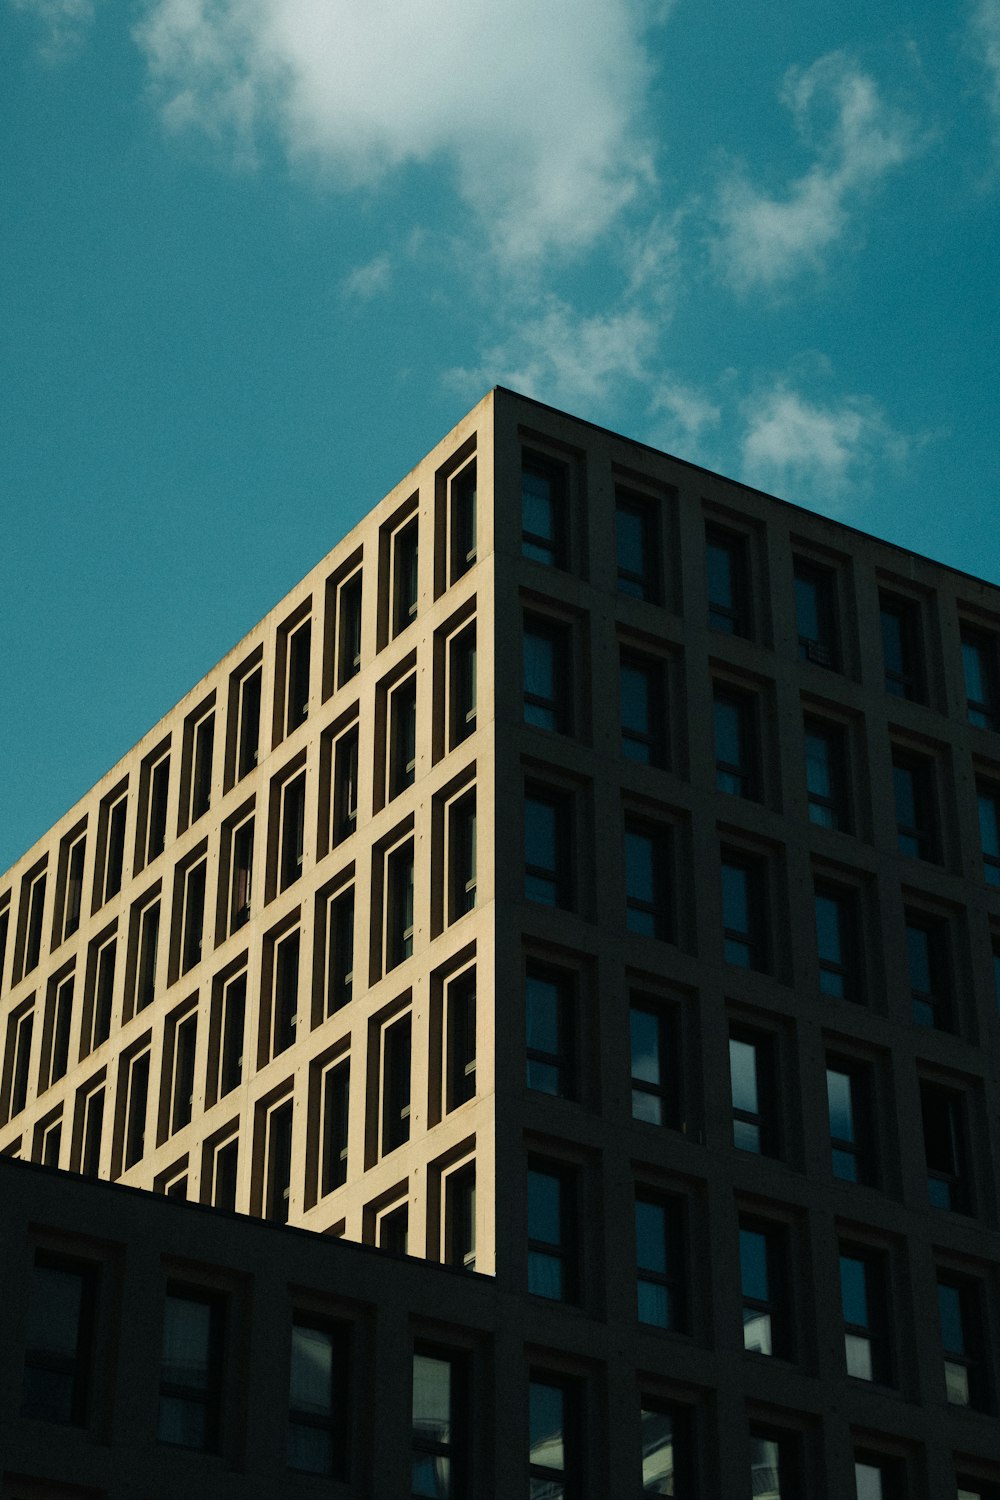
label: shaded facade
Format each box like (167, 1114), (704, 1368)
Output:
(2, 387), (1000, 1497)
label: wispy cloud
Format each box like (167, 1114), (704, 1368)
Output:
(341, 254), (393, 301)
(714, 52), (920, 289)
(133, 0), (661, 263)
(970, 0), (1000, 150)
(9, 0), (96, 58)
(739, 382), (912, 509)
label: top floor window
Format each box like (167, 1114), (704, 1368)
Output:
(879, 592), (922, 701)
(794, 558), (839, 669)
(616, 488), (659, 602)
(449, 458), (477, 583)
(962, 628), (998, 729)
(393, 518), (419, 636)
(706, 525), (750, 636)
(522, 452), (568, 569)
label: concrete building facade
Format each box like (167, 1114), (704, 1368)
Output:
(2, 387), (1000, 1497)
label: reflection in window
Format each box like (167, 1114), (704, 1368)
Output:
(527, 1163), (577, 1302)
(412, 1350), (465, 1499)
(526, 965), (574, 1097)
(158, 1287), (224, 1450)
(523, 618), (571, 734)
(620, 653), (664, 765)
(288, 1320), (347, 1477)
(524, 786), (573, 909)
(21, 1255), (97, 1426)
(635, 1193), (684, 1330)
(629, 1001), (675, 1127)
(616, 490), (659, 602)
(522, 453), (567, 568)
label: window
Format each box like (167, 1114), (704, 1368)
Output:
(814, 884), (862, 1002)
(740, 1222), (787, 1357)
(445, 1163), (477, 1271)
(271, 929), (301, 1059)
(938, 1274), (989, 1409)
(635, 1192), (685, 1330)
(21, 1253), (98, 1426)
(322, 885), (355, 1015)
(133, 897), (160, 1013)
(20, 866), (46, 977)
(158, 1286), (224, 1449)
(58, 830), (86, 943)
(448, 620), (477, 748)
(794, 557), (838, 668)
(96, 787), (128, 908)
(826, 1061), (876, 1185)
(385, 838), (415, 969)
(279, 771), (306, 890)
(378, 1200), (409, 1254)
(0, 896), (8, 991)
(906, 913), (951, 1029)
(855, 1456), (905, 1500)
(449, 455), (477, 582)
(749, 1428), (799, 1499)
(920, 1080), (970, 1212)
(641, 1401), (693, 1498)
(729, 1029), (777, 1156)
(840, 1249), (889, 1382)
(804, 721), (849, 831)
(892, 751), (937, 861)
(122, 1048), (150, 1170)
(448, 790), (477, 922)
(331, 568), (363, 688)
(529, 1377), (580, 1500)
(139, 749), (170, 870)
(522, 451), (568, 568)
(706, 525), (750, 636)
(389, 677), (417, 797)
(185, 708), (215, 828)
(4, 1003), (34, 1122)
(524, 785), (573, 909)
(37, 1113), (62, 1167)
(629, 998), (676, 1127)
(978, 782), (1000, 886)
(227, 816), (254, 934)
(323, 726), (356, 853)
(382, 1012), (412, 1154)
(168, 1011), (197, 1135)
(625, 820), (672, 939)
(288, 1318), (348, 1477)
(86, 931), (117, 1053)
(879, 591), (922, 700)
(76, 1080), (104, 1177)
(216, 971), (246, 1100)
(444, 968), (477, 1112)
(179, 858), (207, 974)
(232, 661), (262, 782)
(525, 964), (574, 1097)
(616, 488), (659, 602)
(283, 616), (312, 735)
(523, 616), (572, 734)
(620, 651), (665, 765)
(962, 628), (998, 729)
(527, 1161), (578, 1302)
(720, 854), (768, 971)
(413, 1349), (467, 1500)
(207, 1132), (239, 1212)
(264, 1098), (294, 1222)
(43, 972), (74, 1089)
(392, 516), (419, 635)
(320, 1060), (350, 1195)
(714, 688), (757, 799)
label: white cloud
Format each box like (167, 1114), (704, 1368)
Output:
(341, 254), (392, 301)
(650, 378), (721, 453)
(739, 383), (910, 508)
(133, 0), (661, 262)
(8, 0), (96, 57)
(971, 0), (1000, 142)
(714, 52), (919, 289)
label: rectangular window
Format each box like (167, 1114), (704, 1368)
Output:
(279, 771), (306, 890)
(624, 820), (672, 940)
(729, 1029), (777, 1156)
(449, 455), (477, 582)
(139, 749), (170, 870)
(616, 488), (660, 602)
(446, 968), (476, 1111)
(879, 591), (922, 700)
(840, 1249), (889, 1382)
(265, 1098), (294, 1222)
(4, 1003), (34, 1122)
(529, 1377), (580, 1500)
(385, 838), (415, 969)
(906, 913), (951, 1029)
(620, 650), (665, 766)
(0, 897), (9, 991)
(158, 1286), (225, 1449)
(320, 1060), (350, 1195)
(168, 1011), (197, 1135)
(706, 525), (750, 636)
(232, 661), (262, 782)
(382, 1012), (412, 1154)
(44, 971), (75, 1089)
(523, 616), (572, 733)
(271, 929), (301, 1059)
(525, 964), (574, 1097)
(389, 676), (417, 798)
(207, 1133), (239, 1212)
(445, 1163), (477, 1271)
(750, 1428), (799, 1499)
(216, 971), (246, 1100)
(740, 1221), (787, 1357)
(629, 998), (676, 1127)
(635, 1192), (685, 1330)
(58, 830), (86, 943)
(448, 619), (477, 749)
(826, 1061), (876, 1185)
(122, 1047), (150, 1170)
(641, 1402), (693, 1498)
(322, 886), (355, 1015)
(522, 451), (568, 568)
(21, 1253), (98, 1426)
(962, 628), (998, 729)
(288, 1318), (349, 1478)
(37, 1114), (62, 1167)
(978, 783), (1000, 886)
(815, 883), (862, 1003)
(524, 785), (573, 908)
(76, 1080), (104, 1176)
(721, 854), (768, 971)
(284, 616), (312, 735)
(186, 708), (215, 828)
(413, 1349), (468, 1499)
(378, 1201), (409, 1253)
(892, 751), (938, 861)
(713, 688), (757, 799)
(794, 557), (839, 668)
(393, 516), (419, 635)
(20, 867), (47, 977)
(527, 1161), (578, 1302)
(938, 1274), (988, 1409)
(180, 858), (207, 974)
(96, 787), (128, 908)
(331, 723), (360, 843)
(804, 720), (849, 831)
(85, 931), (117, 1053)
(337, 570), (363, 686)
(921, 1080), (970, 1212)
(134, 897), (160, 1013)
(448, 789), (477, 922)
(227, 816), (254, 934)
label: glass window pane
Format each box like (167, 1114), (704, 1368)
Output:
(528, 1170), (562, 1245)
(729, 1038), (758, 1115)
(740, 1227), (769, 1300)
(641, 1407), (675, 1495)
(290, 1324), (333, 1416)
(635, 1199), (667, 1274)
(840, 1256), (869, 1325)
(28, 1266), (82, 1358)
(630, 1009), (661, 1086)
(827, 1070), (854, 1140)
(529, 1381), (565, 1470)
(938, 1282), (965, 1352)
(722, 864), (749, 932)
(162, 1296), (211, 1390)
(855, 1462), (885, 1500)
(413, 1353), (451, 1440)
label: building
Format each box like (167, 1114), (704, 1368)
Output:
(1, 386), (1000, 1498)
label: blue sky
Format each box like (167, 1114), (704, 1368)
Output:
(2, 0), (999, 873)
